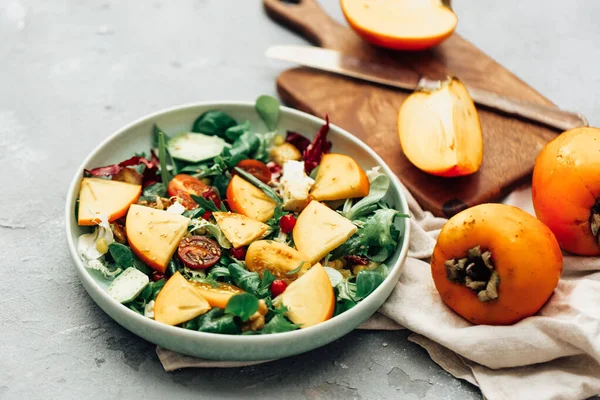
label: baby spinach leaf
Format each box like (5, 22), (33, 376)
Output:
(333, 298), (356, 317)
(108, 243), (134, 268)
(261, 313), (300, 334)
(184, 308), (240, 334)
(225, 293), (259, 321)
(233, 167), (282, 205)
(355, 270), (385, 299)
(344, 173), (391, 220)
(132, 256), (153, 276)
(255, 95), (281, 132)
(213, 175), (230, 199)
(192, 110), (237, 138)
(225, 120), (251, 143)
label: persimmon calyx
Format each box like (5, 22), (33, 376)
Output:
(444, 246), (500, 302)
(590, 203), (600, 241)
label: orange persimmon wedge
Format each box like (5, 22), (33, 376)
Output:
(78, 178), (141, 225)
(398, 77), (483, 177)
(341, 0), (457, 51)
(226, 175), (276, 223)
(310, 153), (370, 201)
(191, 281), (244, 309)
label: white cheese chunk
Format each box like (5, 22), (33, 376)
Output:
(144, 300), (155, 319)
(280, 160), (314, 212)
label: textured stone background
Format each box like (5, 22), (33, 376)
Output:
(1, 0), (599, 398)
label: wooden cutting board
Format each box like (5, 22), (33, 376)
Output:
(264, 0), (559, 217)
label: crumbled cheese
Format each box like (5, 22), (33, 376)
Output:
(166, 201), (186, 215)
(77, 214), (114, 260)
(280, 160), (314, 212)
(144, 300), (155, 319)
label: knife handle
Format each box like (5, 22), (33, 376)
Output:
(263, 0), (347, 50)
(466, 86), (588, 132)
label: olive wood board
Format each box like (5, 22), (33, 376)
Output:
(264, 0), (559, 217)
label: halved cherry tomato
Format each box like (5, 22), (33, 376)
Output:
(168, 174), (221, 211)
(177, 236), (222, 269)
(234, 160), (271, 184)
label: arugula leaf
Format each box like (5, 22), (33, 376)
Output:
(207, 265), (232, 282)
(188, 218), (232, 248)
(259, 270), (276, 296)
(183, 207), (206, 219)
(192, 110), (238, 138)
(184, 308), (240, 334)
(190, 194), (220, 212)
(261, 313), (300, 334)
(233, 167), (282, 205)
(108, 243), (134, 268)
(228, 262), (261, 296)
(225, 293), (259, 321)
(286, 261), (305, 276)
(355, 270), (385, 299)
(166, 258), (183, 278)
(157, 128), (172, 185)
(255, 95), (281, 131)
(253, 131), (277, 162)
(344, 173), (391, 220)
(335, 209), (405, 262)
(227, 131), (259, 160)
(126, 279), (165, 314)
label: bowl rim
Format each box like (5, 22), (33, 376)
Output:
(65, 101), (411, 348)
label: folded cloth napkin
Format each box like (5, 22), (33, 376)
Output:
(157, 183), (600, 400)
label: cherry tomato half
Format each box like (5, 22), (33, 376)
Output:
(177, 236), (222, 269)
(168, 174), (221, 211)
(270, 279), (288, 297)
(279, 214), (297, 234)
(234, 160), (271, 184)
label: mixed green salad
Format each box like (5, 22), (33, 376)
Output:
(76, 95), (407, 335)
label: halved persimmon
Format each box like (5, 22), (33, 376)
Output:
(533, 127), (600, 255)
(398, 78), (483, 177)
(341, 0), (457, 51)
(431, 204), (562, 325)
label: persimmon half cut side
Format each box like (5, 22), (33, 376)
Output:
(398, 78), (483, 177)
(340, 0), (457, 51)
(533, 127), (600, 255)
(431, 204), (562, 325)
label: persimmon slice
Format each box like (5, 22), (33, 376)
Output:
(398, 78), (483, 177)
(341, 0), (457, 51)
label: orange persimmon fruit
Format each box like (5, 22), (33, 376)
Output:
(340, 0), (457, 51)
(398, 77), (483, 177)
(431, 204), (562, 325)
(532, 127), (600, 255)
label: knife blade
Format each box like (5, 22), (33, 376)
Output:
(266, 45), (588, 132)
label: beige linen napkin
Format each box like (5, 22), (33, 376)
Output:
(157, 184), (600, 400)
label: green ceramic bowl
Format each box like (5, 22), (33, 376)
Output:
(65, 102), (410, 361)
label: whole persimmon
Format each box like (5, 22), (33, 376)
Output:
(431, 204), (562, 325)
(532, 127), (600, 256)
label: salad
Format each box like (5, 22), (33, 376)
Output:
(76, 96), (407, 335)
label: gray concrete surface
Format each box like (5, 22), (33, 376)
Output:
(1, 0), (599, 399)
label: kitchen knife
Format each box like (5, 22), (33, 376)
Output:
(266, 45), (588, 132)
